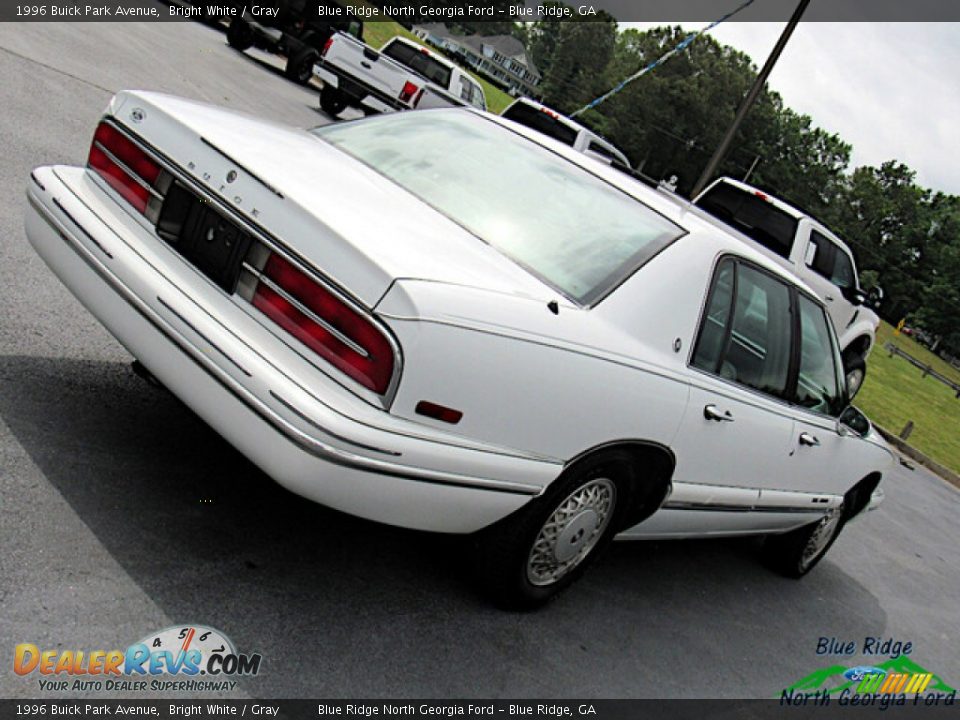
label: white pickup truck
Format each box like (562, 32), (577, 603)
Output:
(314, 34), (487, 117)
(690, 177), (882, 396)
(501, 97), (632, 169)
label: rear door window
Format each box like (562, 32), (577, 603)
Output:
(501, 102), (578, 147)
(692, 259), (793, 399)
(695, 183), (798, 259)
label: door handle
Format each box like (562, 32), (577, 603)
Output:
(704, 404), (734, 422)
(799, 432), (821, 447)
(361, 61), (372, 69)
(824, 295), (835, 302)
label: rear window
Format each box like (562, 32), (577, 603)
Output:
(695, 183), (798, 259)
(502, 102), (579, 147)
(382, 41), (452, 89)
(313, 111), (684, 305)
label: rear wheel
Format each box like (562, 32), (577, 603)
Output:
(226, 18), (253, 51)
(319, 85), (348, 117)
(476, 450), (636, 608)
(762, 503), (845, 578)
(286, 47), (320, 85)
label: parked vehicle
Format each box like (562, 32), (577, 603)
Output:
(314, 34), (486, 116)
(25, 94), (891, 606)
(690, 177), (882, 396)
(501, 97), (631, 168)
(225, 1), (363, 85)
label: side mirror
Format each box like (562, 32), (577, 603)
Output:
(840, 285), (866, 306)
(866, 286), (884, 309)
(837, 405), (871, 438)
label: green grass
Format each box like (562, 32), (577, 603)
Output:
(855, 321), (960, 474)
(362, 22), (513, 114)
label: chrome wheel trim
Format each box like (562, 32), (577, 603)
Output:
(526, 477), (616, 587)
(846, 367), (865, 397)
(800, 506), (843, 571)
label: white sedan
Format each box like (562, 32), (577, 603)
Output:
(24, 92), (892, 606)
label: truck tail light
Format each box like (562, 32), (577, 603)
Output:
(399, 81), (420, 104)
(252, 253), (395, 395)
(321, 36), (334, 57)
(87, 122), (162, 216)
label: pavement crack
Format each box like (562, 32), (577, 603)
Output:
(0, 43), (114, 95)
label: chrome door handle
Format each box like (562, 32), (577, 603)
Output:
(704, 404), (734, 422)
(799, 432), (821, 447)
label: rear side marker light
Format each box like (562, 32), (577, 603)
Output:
(87, 122), (164, 218)
(252, 253), (395, 396)
(415, 401), (463, 425)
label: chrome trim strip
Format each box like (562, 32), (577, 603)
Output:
(156, 295), (252, 378)
(30, 171), (45, 192)
(28, 192), (542, 497)
(92, 141), (165, 201)
(242, 261), (370, 358)
(269, 390), (401, 457)
(662, 500), (825, 514)
(99, 118), (404, 409)
(52, 198), (113, 259)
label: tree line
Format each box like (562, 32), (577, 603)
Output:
(475, 13), (959, 355)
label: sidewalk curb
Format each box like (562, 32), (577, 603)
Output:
(874, 423), (960, 490)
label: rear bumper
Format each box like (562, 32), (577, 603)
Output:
(24, 165), (562, 533)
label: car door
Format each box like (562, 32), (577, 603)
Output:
(780, 292), (862, 496)
(802, 228), (859, 334)
(672, 257), (799, 495)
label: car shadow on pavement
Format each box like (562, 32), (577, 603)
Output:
(0, 354), (889, 696)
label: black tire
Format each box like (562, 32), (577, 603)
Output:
(843, 352), (867, 399)
(762, 503), (846, 578)
(475, 449), (638, 609)
(319, 85), (348, 117)
(285, 47), (320, 85)
(226, 18), (253, 51)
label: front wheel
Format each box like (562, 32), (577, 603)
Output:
(319, 85), (348, 117)
(762, 503), (845, 578)
(476, 450), (636, 608)
(843, 352), (867, 398)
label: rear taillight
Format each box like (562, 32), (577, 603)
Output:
(399, 81), (420, 104)
(252, 253), (395, 395)
(88, 122), (163, 216)
(321, 36), (334, 56)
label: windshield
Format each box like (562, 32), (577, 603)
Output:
(382, 41), (453, 89)
(312, 112), (684, 305)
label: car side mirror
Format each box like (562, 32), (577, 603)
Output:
(837, 405), (870, 438)
(840, 285), (866, 306)
(866, 285), (884, 309)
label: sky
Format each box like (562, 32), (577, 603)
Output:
(623, 22), (960, 196)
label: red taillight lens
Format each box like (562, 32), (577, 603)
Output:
(399, 81), (419, 103)
(252, 253), (395, 395)
(321, 36), (334, 56)
(87, 122), (161, 214)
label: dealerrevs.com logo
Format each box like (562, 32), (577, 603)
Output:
(14, 625), (262, 693)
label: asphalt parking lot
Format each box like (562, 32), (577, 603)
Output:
(1, 19), (958, 700)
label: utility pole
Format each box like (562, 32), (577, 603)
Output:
(690, 0), (812, 198)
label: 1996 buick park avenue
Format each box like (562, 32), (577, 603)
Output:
(25, 91), (891, 606)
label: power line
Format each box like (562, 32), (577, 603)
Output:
(569, 0), (755, 118)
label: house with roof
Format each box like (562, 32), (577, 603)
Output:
(412, 23), (542, 98)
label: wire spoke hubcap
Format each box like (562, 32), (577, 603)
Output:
(526, 477), (616, 586)
(800, 505), (843, 570)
